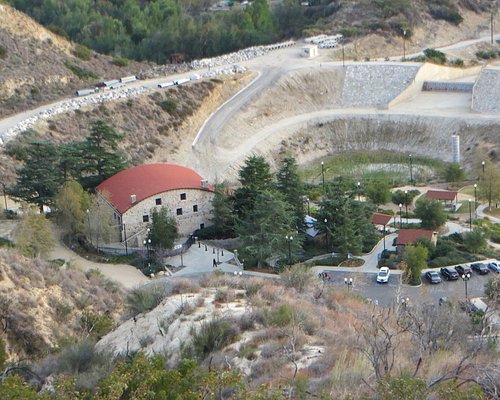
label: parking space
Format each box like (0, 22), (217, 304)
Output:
(319, 269), (494, 307)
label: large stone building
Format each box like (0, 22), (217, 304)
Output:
(97, 163), (215, 247)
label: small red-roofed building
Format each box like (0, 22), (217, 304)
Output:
(395, 229), (438, 254)
(425, 190), (457, 206)
(97, 163), (215, 246)
(372, 212), (392, 230)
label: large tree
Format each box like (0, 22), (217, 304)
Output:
(210, 183), (236, 237)
(149, 207), (178, 251)
(234, 155), (273, 218)
(276, 156), (304, 230)
(79, 120), (127, 190)
(477, 157), (500, 210)
(85, 194), (116, 252)
(414, 198), (446, 230)
(402, 244), (428, 285)
(365, 180), (391, 208)
(9, 141), (61, 213)
(238, 190), (302, 269)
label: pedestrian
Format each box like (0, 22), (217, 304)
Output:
(213, 258), (217, 268)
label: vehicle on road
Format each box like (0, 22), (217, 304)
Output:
(440, 267), (459, 280)
(455, 265), (472, 276)
(377, 267), (390, 283)
(471, 263), (489, 275)
(488, 261), (500, 274)
(425, 271), (442, 284)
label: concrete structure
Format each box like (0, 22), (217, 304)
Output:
(451, 134), (460, 164)
(301, 45), (318, 59)
(97, 164), (215, 247)
(472, 67), (500, 113)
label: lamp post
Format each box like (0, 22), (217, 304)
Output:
(357, 181), (361, 201)
(383, 224), (386, 252)
(86, 209), (92, 247)
(473, 184), (477, 219)
(344, 277), (353, 291)
(409, 154), (413, 185)
(342, 39), (345, 67)
(321, 161), (325, 193)
(468, 199), (472, 231)
(324, 218), (329, 251)
(402, 29), (407, 61)
(305, 197), (310, 215)
(285, 235), (293, 267)
(482, 160), (485, 180)
(461, 273), (471, 301)
(401, 297), (410, 309)
(399, 203), (403, 229)
(404, 190), (409, 224)
(123, 223), (128, 255)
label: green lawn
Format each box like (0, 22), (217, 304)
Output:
(300, 150), (446, 186)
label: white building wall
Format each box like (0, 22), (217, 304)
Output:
(120, 188), (214, 246)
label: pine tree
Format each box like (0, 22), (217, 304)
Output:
(149, 207), (178, 250)
(276, 156), (304, 230)
(211, 183), (236, 237)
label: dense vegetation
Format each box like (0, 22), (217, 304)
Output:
(6, 0), (490, 64)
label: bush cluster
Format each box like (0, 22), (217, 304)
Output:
(73, 44), (92, 61)
(64, 60), (99, 79)
(0, 44), (7, 59)
(111, 56), (129, 67)
(476, 50), (500, 60)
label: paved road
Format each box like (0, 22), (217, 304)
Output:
(477, 203), (500, 224)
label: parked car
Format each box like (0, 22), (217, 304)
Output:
(425, 271), (442, 284)
(471, 263), (489, 275)
(440, 267), (459, 280)
(488, 261), (500, 274)
(377, 267), (390, 283)
(459, 301), (480, 315)
(455, 265), (471, 276)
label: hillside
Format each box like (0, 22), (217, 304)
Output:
(0, 3), (149, 118)
(0, 249), (124, 362)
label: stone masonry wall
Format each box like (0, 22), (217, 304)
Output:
(341, 64), (420, 108)
(121, 188), (214, 247)
(472, 68), (500, 113)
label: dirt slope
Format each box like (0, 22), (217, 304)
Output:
(0, 4), (149, 118)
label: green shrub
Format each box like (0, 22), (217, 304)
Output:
(80, 310), (114, 339)
(111, 56), (129, 67)
(476, 50), (498, 60)
(184, 319), (239, 361)
(451, 58), (464, 67)
(73, 44), (92, 61)
(0, 237), (14, 248)
(280, 264), (313, 292)
(0, 44), (7, 59)
(64, 61), (98, 79)
(313, 255), (345, 266)
(428, 5), (463, 25)
(392, 189), (420, 206)
(160, 98), (177, 113)
(424, 48), (447, 64)
(265, 303), (294, 327)
(126, 284), (166, 316)
(47, 25), (69, 40)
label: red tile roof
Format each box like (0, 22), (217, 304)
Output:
(426, 190), (457, 201)
(372, 212), (392, 226)
(396, 229), (435, 246)
(97, 164), (214, 214)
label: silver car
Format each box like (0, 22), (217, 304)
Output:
(488, 262), (500, 274)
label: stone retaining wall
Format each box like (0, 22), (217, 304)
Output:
(472, 68), (500, 113)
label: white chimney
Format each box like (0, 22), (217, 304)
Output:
(201, 179), (208, 189)
(131, 194), (137, 204)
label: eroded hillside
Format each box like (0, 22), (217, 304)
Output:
(0, 249), (124, 362)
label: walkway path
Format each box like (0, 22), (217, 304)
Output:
(477, 204), (500, 224)
(49, 240), (149, 289)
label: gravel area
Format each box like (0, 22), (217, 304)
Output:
(472, 67), (500, 113)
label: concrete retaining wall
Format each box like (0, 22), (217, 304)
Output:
(472, 67), (500, 113)
(388, 64), (482, 109)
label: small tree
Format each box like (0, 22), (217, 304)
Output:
(85, 193), (115, 252)
(443, 164), (465, 182)
(403, 245), (428, 285)
(463, 229), (486, 253)
(149, 207), (178, 250)
(415, 198), (446, 230)
(15, 207), (55, 259)
(365, 180), (391, 208)
(54, 180), (90, 236)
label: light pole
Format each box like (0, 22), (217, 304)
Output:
(409, 154), (413, 185)
(399, 203), (403, 229)
(357, 181), (361, 201)
(321, 161), (325, 193)
(383, 223), (386, 252)
(468, 199), (472, 231)
(305, 197), (310, 215)
(482, 160), (485, 180)
(285, 235), (293, 267)
(86, 209), (92, 247)
(344, 277), (353, 291)
(342, 39), (345, 67)
(461, 273), (471, 301)
(324, 218), (329, 251)
(123, 223), (128, 255)
(404, 190), (409, 224)
(474, 184), (477, 219)
(401, 297), (410, 309)
(402, 29), (407, 60)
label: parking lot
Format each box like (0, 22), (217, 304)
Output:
(320, 269), (496, 307)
